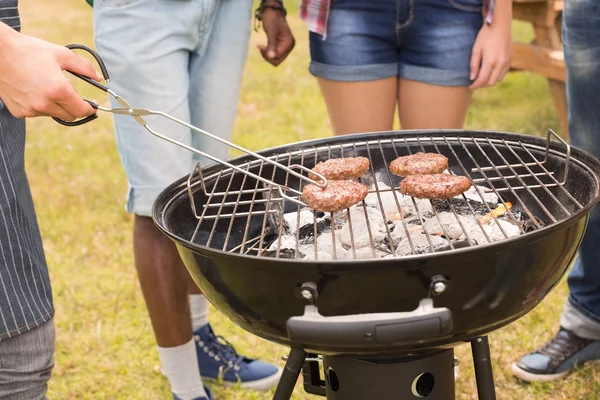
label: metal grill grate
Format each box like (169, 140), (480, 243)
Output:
(183, 130), (583, 260)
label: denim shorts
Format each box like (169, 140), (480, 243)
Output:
(94, 0), (252, 216)
(309, 0), (484, 86)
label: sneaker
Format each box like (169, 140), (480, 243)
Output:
(512, 327), (600, 382)
(193, 324), (282, 391)
(172, 385), (213, 400)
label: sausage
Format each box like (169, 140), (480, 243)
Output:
(302, 180), (369, 212)
(308, 157), (370, 181)
(400, 174), (472, 199)
(389, 152), (448, 177)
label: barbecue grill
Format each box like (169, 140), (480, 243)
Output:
(55, 44), (599, 400)
(152, 128), (600, 400)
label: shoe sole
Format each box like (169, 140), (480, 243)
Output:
(205, 367), (283, 391)
(511, 362), (569, 382)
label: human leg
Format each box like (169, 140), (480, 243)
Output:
(94, 1), (212, 398)
(316, 78), (398, 135)
(0, 319), (54, 400)
(512, 0), (600, 382)
(185, 0), (282, 390)
(397, 0), (481, 129)
(308, 0), (400, 135)
(397, 79), (471, 129)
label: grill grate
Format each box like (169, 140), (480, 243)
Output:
(184, 130), (583, 260)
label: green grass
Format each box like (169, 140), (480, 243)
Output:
(19, 1), (598, 399)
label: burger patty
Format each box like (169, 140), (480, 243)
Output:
(389, 152), (448, 177)
(400, 174), (472, 199)
(308, 157), (370, 181)
(302, 180), (369, 213)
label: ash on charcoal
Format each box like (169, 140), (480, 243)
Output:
(513, 212), (543, 232)
(364, 182), (407, 219)
(346, 247), (390, 260)
(299, 246), (334, 261)
(431, 197), (491, 216)
(422, 212), (470, 240)
(298, 216), (331, 244)
(314, 232), (347, 259)
(261, 248), (301, 259)
(466, 219), (522, 245)
(284, 210), (316, 233)
(339, 206), (390, 249)
(400, 196), (434, 216)
(455, 185), (499, 205)
(388, 220), (425, 245)
(267, 235), (297, 252)
(390, 233), (450, 257)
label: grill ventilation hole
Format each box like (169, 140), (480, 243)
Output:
(412, 372), (435, 397)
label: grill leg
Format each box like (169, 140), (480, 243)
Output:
(273, 348), (306, 400)
(471, 336), (497, 400)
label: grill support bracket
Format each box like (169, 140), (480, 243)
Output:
(273, 337), (497, 399)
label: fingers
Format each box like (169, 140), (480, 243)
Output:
(275, 29), (295, 61)
(28, 97), (78, 121)
(469, 44), (483, 84)
(55, 80), (96, 119)
(470, 57), (511, 90)
(50, 48), (98, 119)
(258, 32), (295, 66)
(56, 47), (103, 82)
(486, 64), (505, 88)
(469, 55), (494, 90)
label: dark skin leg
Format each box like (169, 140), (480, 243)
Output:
(133, 215), (201, 347)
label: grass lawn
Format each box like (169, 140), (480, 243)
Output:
(18, 0), (600, 399)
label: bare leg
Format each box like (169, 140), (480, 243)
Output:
(316, 77), (398, 135)
(188, 275), (202, 295)
(398, 79), (472, 129)
(133, 215), (192, 347)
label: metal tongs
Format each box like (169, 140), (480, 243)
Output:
(54, 44), (328, 212)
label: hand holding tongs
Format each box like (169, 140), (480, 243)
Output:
(54, 44), (329, 207)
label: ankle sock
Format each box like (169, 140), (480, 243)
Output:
(157, 339), (207, 400)
(189, 294), (209, 332)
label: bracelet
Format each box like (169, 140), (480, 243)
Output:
(254, 2), (287, 32)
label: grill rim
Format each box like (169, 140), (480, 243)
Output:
(152, 129), (600, 265)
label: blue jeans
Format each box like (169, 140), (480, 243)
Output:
(558, 0), (600, 340)
(309, 0), (484, 86)
(93, 0), (252, 216)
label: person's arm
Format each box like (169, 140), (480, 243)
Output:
(469, 0), (513, 89)
(256, 0), (295, 66)
(0, 22), (102, 121)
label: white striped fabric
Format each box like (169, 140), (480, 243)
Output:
(0, 0), (55, 340)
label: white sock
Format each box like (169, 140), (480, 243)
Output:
(190, 294), (209, 332)
(158, 339), (207, 400)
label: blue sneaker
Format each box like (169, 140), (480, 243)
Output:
(172, 385), (213, 400)
(512, 327), (600, 382)
(194, 324), (282, 390)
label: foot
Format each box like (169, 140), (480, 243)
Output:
(172, 385), (213, 400)
(512, 327), (600, 382)
(194, 324), (282, 391)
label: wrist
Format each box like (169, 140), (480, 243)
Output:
(254, 0), (287, 31)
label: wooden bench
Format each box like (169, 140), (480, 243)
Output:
(511, 0), (568, 140)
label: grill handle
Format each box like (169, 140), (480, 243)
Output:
(286, 298), (452, 347)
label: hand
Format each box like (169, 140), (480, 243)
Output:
(257, 2), (295, 66)
(0, 24), (102, 121)
(469, 22), (512, 90)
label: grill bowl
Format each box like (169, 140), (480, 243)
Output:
(153, 130), (600, 355)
